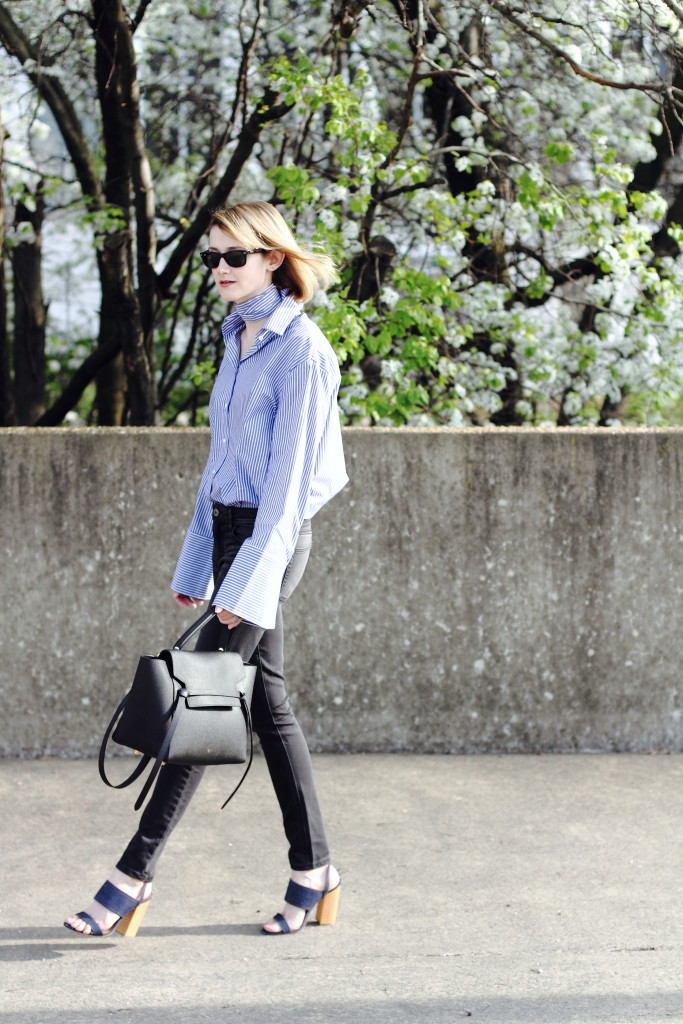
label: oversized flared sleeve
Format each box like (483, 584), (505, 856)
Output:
(170, 456), (216, 600)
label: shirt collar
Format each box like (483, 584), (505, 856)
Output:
(221, 289), (302, 354)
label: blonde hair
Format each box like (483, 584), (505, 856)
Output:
(209, 201), (336, 304)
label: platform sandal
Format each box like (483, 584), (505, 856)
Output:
(262, 866), (341, 935)
(64, 880), (152, 938)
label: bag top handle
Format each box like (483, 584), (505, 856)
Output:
(172, 607), (217, 651)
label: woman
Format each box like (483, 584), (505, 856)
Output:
(65, 201), (347, 937)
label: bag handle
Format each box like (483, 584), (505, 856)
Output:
(172, 606), (218, 650)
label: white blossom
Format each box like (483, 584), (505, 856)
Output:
(322, 183), (348, 203)
(381, 358), (403, 380)
(317, 208), (338, 230)
(341, 220), (360, 242)
(380, 286), (400, 308)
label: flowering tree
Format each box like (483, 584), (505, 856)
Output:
(2, 0), (683, 426)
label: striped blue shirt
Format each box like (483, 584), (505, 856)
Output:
(171, 287), (348, 629)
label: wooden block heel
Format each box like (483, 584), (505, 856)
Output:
(262, 866), (341, 934)
(116, 897), (151, 937)
(316, 882), (340, 926)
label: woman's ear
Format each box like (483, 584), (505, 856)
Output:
(266, 250), (285, 272)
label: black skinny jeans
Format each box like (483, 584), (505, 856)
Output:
(116, 504), (329, 881)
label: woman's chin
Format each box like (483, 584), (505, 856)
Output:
(220, 285), (258, 303)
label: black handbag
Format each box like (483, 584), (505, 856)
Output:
(98, 608), (256, 811)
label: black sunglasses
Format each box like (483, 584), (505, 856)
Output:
(200, 248), (266, 269)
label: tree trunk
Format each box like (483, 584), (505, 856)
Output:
(95, 346), (126, 425)
(0, 3), (124, 425)
(0, 117), (12, 426)
(92, 0), (155, 425)
(105, 0), (158, 343)
(12, 190), (47, 424)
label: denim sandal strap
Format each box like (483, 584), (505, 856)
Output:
(74, 911), (103, 935)
(271, 912), (291, 933)
(284, 880), (323, 910)
(94, 881), (138, 918)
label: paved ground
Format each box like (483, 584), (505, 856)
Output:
(0, 753), (682, 1024)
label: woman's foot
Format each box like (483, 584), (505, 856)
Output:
(64, 869), (151, 935)
(262, 864), (340, 934)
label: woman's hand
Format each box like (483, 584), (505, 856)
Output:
(173, 592), (205, 610)
(215, 606), (243, 630)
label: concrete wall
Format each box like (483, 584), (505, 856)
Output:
(1, 426), (682, 757)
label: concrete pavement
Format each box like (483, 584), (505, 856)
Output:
(1, 753), (682, 1023)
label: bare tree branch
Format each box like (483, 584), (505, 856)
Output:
(159, 274), (217, 407)
(180, 0), (265, 220)
(489, 0), (673, 96)
(130, 0), (153, 33)
(659, 0), (683, 27)
(0, 4), (103, 207)
(380, 175), (445, 200)
(34, 336), (121, 426)
(157, 91), (294, 295)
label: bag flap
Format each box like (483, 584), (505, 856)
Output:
(163, 650), (247, 697)
(184, 694), (242, 710)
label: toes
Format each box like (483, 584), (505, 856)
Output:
(262, 917), (284, 933)
(65, 916), (91, 934)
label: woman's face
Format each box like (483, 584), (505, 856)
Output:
(206, 225), (283, 304)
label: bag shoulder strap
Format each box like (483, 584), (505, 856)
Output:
(221, 694), (254, 809)
(98, 607), (214, 789)
(132, 692), (183, 810)
(98, 690), (152, 790)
